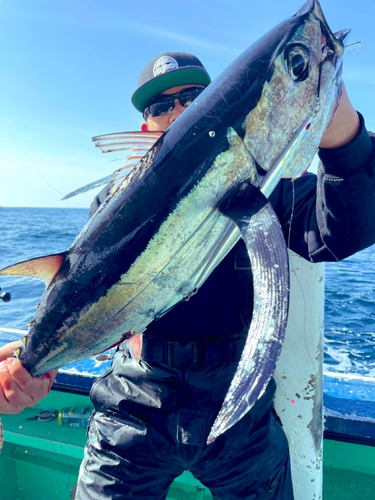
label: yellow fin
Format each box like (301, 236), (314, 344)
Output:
(0, 253), (66, 286)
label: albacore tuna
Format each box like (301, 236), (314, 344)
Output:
(0, 0), (348, 443)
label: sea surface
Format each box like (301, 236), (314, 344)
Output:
(0, 207), (374, 376)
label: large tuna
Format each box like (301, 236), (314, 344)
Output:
(0, 0), (348, 443)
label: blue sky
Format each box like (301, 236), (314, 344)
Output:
(0, 0), (374, 208)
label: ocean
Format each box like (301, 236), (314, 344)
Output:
(0, 206), (374, 376)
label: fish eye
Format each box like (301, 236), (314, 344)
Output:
(285, 44), (310, 82)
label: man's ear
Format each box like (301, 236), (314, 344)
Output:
(141, 123), (148, 132)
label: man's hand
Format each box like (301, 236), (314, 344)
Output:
(0, 341), (58, 414)
(319, 83), (360, 149)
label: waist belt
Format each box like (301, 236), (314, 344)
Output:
(141, 337), (246, 368)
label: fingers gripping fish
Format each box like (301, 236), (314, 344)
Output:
(0, 0), (348, 444)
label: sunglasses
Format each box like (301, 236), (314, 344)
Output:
(143, 87), (204, 119)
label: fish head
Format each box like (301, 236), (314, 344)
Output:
(243, 0), (350, 179)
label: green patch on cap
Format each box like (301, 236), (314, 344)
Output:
(132, 63), (211, 113)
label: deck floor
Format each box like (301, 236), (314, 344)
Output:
(1, 391), (375, 500)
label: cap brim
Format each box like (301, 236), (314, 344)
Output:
(131, 67), (211, 112)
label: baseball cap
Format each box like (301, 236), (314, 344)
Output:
(131, 52), (211, 112)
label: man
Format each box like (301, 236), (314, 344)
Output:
(1, 52), (375, 499)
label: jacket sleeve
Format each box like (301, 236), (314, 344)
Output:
(269, 113), (375, 262)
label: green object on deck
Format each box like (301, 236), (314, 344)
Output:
(1, 390), (375, 500)
(0, 391), (88, 500)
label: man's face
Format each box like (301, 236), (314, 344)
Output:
(145, 84), (205, 132)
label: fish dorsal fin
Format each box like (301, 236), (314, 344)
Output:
(62, 130), (163, 201)
(92, 130), (163, 154)
(0, 252), (66, 286)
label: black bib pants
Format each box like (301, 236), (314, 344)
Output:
(76, 242), (294, 499)
(76, 348), (293, 500)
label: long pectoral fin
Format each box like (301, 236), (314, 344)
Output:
(207, 183), (289, 444)
(0, 252), (67, 286)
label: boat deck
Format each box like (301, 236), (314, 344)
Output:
(1, 388), (375, 500)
